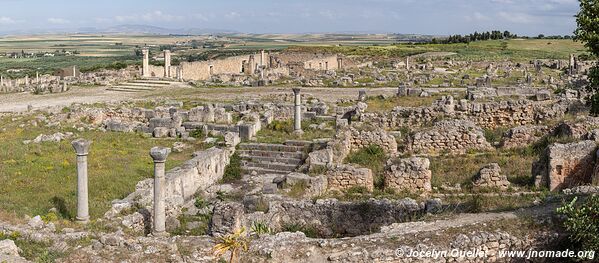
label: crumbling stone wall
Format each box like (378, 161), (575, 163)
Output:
(384, 157), (432, 193)
(325, 164), (374, 192)
(472, 163), (510, 190)
(533, 140), (597, 191)
(262, 198), (424, 237)
(362, 98), (569, 130)
(105, 147), (234, 218)
(408, 120), (492, 155)
(500, 125), (549, 149)
(329, 126), (398, 163)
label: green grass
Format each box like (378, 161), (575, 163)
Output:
(255, 119), (335, 144)
(220, 153), (242, 183)
(364, 91), (464, 112)
(0, 115), (203, 220)
(289, 39), (587, 61)
(344, 145), (388, 189)
(429, 149), (536, 191)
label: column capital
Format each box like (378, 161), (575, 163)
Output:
(292, 88), (301, 95)
(150, 147), (171, 163)
(72, 139), (91, 156)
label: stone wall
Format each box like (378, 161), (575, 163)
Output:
(408, 120), (492, 155)
(499, 125), (549, 149)
(251, 198), (425, 237)
(384, 157), (432, 193)
(329, 126), (398, 164)
(533, 140), (597, 191)
(145, 65), (165, 78)
(303, 55), (339, 70)
(325, 164), (374, 192)
(105, 147), (234, 218)
(362, 97), (569, 130)
(472, 163), (510, 190)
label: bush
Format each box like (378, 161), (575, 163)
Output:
(557, 196), (599, 252)
(221, 153), (242, 183)
(344, 145), (387, 189)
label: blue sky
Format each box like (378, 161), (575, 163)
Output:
(0, 0), (580, 35)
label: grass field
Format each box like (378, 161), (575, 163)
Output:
(0, 114), (205, 220)
(290, 39), (587, 61)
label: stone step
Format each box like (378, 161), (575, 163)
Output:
(239, 143), (305, 152)
(110, 85), (156, 91)
(284, 140), (314, 147)
(240, 155), (304, 166)
(237, 150), (304, 159)
(119, 82), (169, 88)
(241, 166), (289, 175)
(106, 88), (145, 93)
(132, 79), (179, 85)
(241, 161), (298, 172)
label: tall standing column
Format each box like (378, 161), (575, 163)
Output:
(142, 48), (150, 78)
(150, 147), (170, 236)
(164, 50), (171, 78)
(260, 50), (265, 67)
(72, 139), (91, 223)
(292, 88), (303, 134)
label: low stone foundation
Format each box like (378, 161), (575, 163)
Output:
(408, 120), (492, 155)
(325, 164), (374, 192)
(384, 157), (432, 193)
(473, 163), (510, 190)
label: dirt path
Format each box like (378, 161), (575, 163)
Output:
(0, 85), (466, 113)
(379, 203), (558, 237)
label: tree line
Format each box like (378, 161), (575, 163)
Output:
(431, 30), (573, 44)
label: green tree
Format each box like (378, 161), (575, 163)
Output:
(575, 0), (599, 115)
(557, 196), (599, 253)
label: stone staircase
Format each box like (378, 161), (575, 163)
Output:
(107, 79), (185, 93)
(239, 141), (313, 175)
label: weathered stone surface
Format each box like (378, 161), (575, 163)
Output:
(473, 163), (510, 190)
(0, 239), (27, 263)
(500, 125), (549, 149)
(210, 202), (244, 235)
(533, 140), (597, 191)
(409, 120), (492, 155)
(325, 164), (374, 192)
(264, 198), (424, 237)
(384, 157), (432, 193)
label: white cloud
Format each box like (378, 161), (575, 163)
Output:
(48, 18), (70, 24)
(465, 12), (490, 21)
(497, 11), (535, 24)
(224, 12), (240, 19)
(0, 16), (16, 25)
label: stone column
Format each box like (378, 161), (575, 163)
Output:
(142, 48), (150, 78)
(164, 50), (171, 78)
(1, 75), (3, 86)
(73, 65), (77, 78)
(260, 50), (265, 67)
(72, 139), (91, 223)
(150, 147), (170, 236)
(36, 72), (39, 83)
(406, 56), (410, 70)
(292, 88), (303, 134)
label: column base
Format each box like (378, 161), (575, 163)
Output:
(293, 130), (304, 136)
(75, 216), (90, 224)
(151, 231), (170, 237)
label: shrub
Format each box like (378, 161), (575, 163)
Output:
(344, 145), (387, 189)
(221, 153), (242, 183)
(557, 196), (599, 252)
